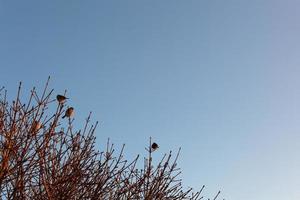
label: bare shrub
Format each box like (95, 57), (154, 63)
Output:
(0, 79), (221, 200)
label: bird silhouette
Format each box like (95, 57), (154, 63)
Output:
(151, 142), (159, 151)
(56, 95), (68, 104)
(62, 107), (74, 119)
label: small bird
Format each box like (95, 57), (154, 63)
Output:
(62, 107), (74, 119)
(56, 95), (68, 104)
(151, 142), (159, 151)
(30, 120), (42, 133)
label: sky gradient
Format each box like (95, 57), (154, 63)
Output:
(1, 1), (300, 199)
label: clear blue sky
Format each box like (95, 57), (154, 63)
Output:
(1, 1), (300, 199)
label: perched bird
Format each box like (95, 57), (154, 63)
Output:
(30, 120), (42, 133)
(151, 142), (159, 151)
(56, 95), (68, 104)
(62, 107), (74, 119)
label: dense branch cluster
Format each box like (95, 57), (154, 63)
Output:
(0, 80), (221, 200)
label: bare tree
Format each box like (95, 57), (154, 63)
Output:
(0, 78), (221, 200)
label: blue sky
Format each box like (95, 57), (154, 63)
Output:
(1, 1), (300, 199)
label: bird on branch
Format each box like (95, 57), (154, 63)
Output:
(30, 120), (42, 133)
(151, 142), (159, 151)
(56, 94), (68, 104)
(62, 107), (74, 119)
